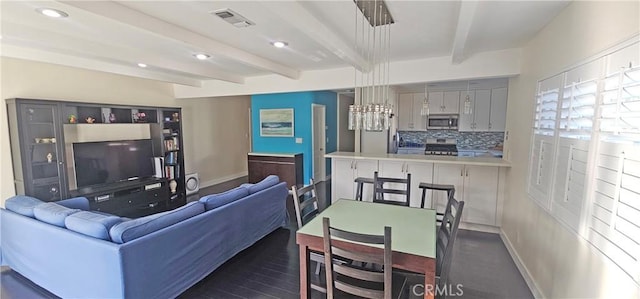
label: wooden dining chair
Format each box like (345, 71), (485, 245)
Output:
(322, 217), (406, 299)
(291, 179), (325, 291)
(291, 179), (320, 228)
(394, 197), (464, 292)
(436, 197), (464, 287)
(373, 171), (411, 207)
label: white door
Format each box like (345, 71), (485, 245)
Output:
(312, 104), (326, 182)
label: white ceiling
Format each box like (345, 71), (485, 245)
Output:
(0, 0), (570, 90)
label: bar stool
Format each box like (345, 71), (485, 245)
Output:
(419, 183), (455, 224)
(354, 177), (375, 201)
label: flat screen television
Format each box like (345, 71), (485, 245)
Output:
(73, 139), (155, 188)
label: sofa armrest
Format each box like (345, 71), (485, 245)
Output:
(57, 197), (90, 211)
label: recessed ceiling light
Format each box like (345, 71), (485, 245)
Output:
(36, 8), (68, 18)
(194, 53), (210, 60)
(137, 63), (147, 68)
(271, 41), (288, 48)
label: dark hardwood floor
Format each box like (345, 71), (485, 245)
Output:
(1, 177), (533, 299)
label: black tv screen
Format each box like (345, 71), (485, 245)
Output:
(73, 139), (154, 188)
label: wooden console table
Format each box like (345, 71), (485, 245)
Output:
(248, 152), (303, 188)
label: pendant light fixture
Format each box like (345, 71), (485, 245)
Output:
(420, 84), (430, 116)
(348, 0), (394, 131)
(463, 81), (472, 115)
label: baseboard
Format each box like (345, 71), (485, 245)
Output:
(499, 229), (544, 299)
(200, 171), (248, 189)
(458, 222), (500, 234)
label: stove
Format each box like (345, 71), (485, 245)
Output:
(424, 138), (458, 156)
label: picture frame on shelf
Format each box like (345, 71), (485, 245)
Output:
(259, 108), (294, 137)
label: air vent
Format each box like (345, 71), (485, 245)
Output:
(212, 8), (255, 28)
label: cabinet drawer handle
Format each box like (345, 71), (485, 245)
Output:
(460, 169), (464, 176)
(466, 169), (469, 177)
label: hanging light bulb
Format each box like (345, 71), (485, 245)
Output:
(348, 0), (394, 131)
(421, 84), (430, 116)
(463, 81), (472, 115)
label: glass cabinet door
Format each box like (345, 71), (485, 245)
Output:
(21, 103), (65, 201)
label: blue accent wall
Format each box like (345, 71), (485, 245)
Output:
(251, 91), (337, 184)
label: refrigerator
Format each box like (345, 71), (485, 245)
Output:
(360, 126), (399, 154)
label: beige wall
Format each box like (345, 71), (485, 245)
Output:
(503, 1), (640, 298)
(180, 96), (251, 187)
(1, 57), (250, 203)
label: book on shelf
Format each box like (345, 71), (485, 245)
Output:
(164, 166), (175, 179)
(153, 157), (164, 178)
(164, 138), (179, 151)
(165, 151), (179, 165)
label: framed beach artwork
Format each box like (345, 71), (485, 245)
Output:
(260, 108), (294, 137)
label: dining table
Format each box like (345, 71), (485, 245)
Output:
(296, 199), (436, 299)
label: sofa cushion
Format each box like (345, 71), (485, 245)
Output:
(33, 203), (81, 227)
(246, 175), (280, 194)
(4, 195), (44, 217)
(110, 202), (205, 244)
(57, 197), (90, 211)
(199, 186), (249, 210)
(65, 211), (123, 241)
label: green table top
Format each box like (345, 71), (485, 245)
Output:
(297, 199), (436, 259)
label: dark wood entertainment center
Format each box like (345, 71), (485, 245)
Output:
(6, 98), (186, 217)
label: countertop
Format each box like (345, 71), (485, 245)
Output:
(325, 151), (511, 167)
(248, 152), (302, 158)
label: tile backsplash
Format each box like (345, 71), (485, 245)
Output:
(399, 130), (504, 150)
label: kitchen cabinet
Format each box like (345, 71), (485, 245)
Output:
(428, 91), (459, 114)
(332, 158), (378, 202)
(489, 87), (508, 132)
(397, 93), (426, 130)
(378, 160), (433, 207)
(459, 88), (507, 132)
(434, 164), (499, 226)
(459, 90), (491, 131)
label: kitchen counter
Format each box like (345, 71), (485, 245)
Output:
(325, 151), (510, 167)
(248, 152), (302, 158)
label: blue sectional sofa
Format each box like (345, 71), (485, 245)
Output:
(0, 175), (289, 298)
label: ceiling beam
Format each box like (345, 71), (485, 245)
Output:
(451, 0), (479, 64)
(59, 0), (300, 80)
(2, 22), (244, 84)
(2, 44), (202, 87)
(261, 1), (369, 71)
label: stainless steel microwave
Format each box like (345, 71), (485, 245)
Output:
(427, 114), (458, 130)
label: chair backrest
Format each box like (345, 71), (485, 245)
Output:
(436, 197), (464, 285)
(322, 217), (392, 299)
(373, 171), (411, 207)
(291, 179), (320, 228)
